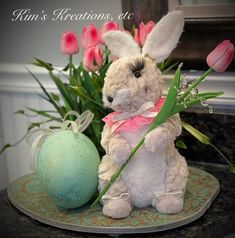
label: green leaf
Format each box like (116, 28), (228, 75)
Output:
(172, 91), (224, 114)
(0, 144), (11, 154)
(182, 122), (235, 173)
(25, 67), (64, 117)
(62, 63), (70, 72)
(70, 86), (103, 107)
(0, 128), (33, 155)
(196, 91), (224, 98)
(27, 123), (39, 131)
(228, 166), (235, 173)
(27, 119), (55, 131)
(99, 61), (112, 79)
(37, 92), (51, 103)
(91, 121), (101, 144)
(67, 62), (79, 87)
(149, 63), (183, 131)
(178, 68), (213, 101)
(158, 58), (171, 72)
(14, 109), (37, 118)
(81, 69), (96, 95)
(209, 144), (235, 174)
(176, 140), (187, 149)
(26, 107), (62, 121)
(0, 117), (56, 155)
(162, 61), (179, 74)
(73, 67), (83, 86)
(14, 110), (25, 115)
(50, 93), (60, 102)
(49, 71), (78, 113)
(33, 58), (53, 71)
(182, 122), (210, 145)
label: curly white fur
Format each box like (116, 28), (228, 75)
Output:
(98, 11), (188, 219)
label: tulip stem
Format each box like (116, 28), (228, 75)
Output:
(67, 55), (75, 121)
(69, 55), (73, 80)
(69, 55), (77, 89)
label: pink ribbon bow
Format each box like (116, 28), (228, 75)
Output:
(103, 98), (165, 133)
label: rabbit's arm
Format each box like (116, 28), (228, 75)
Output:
(101, 124), (131, 166)
(101, 124), (113, 153)
(145, 114), (182, 152)
(160, 113), (182, 138)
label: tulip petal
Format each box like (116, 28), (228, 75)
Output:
(81, 27), (88, 49)
(139, 22), (146, 47)
(95, 46), (103, 67)
(145, 21), (155, 33)
(83, 46), (103, 72)
(134, 28), (140, 45)
(61, 32), (79, 55)
(207, 40), (234, 72)
(81, 24), (100, 49)
(89, 24), (99, 45)
(139, 21), (156, 47)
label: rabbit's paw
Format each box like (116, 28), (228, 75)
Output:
(152, 191), (184, 214)
(144, 127), (168, 152)
(111, 144), (130, 165)
(102, 193), (133, 219)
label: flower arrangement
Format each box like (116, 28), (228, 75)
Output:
(0, 20), (176, 156)
(0, 20), (234, 178)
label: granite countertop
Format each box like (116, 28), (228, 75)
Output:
(179, 111), (235, 166)
(0, 161), (235, 238)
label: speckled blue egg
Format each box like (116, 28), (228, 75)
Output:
(37, 130), (100, 208)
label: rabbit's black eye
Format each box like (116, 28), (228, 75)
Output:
(128, 58), (145, 79)
(134, 71), (141, 78)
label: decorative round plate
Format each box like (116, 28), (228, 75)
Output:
(7, 167), (219, 235)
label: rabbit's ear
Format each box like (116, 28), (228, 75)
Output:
(142, 11), (184, 63)
(103, 31), (141, 58)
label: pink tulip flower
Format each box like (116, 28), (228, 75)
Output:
(133, 28), (140, 45)
(81, 24), (100, 49)
(61, 32), (79, 55)
(99, 21), (120, 45)
(207, 40), (234, 72)
(83, 45), (103, 72)
(139, 21), (156, 47)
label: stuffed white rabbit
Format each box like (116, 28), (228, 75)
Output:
(98, 11), (189, 219)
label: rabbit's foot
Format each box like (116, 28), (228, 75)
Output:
(144, 127), (168, 152)
(152, 190), (184, 214)
(112, 144), (130, 165)
(102, 193), (133, 219)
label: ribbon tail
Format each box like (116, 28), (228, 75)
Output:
(76, 110), (94, 133)
(27, 129), (53, 171)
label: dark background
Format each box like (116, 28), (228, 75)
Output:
(122, 0), (235, 70)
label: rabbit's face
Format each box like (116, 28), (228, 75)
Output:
(102, 11), (184, 112)
(103, 56), (163, 112)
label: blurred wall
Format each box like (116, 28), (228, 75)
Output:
(0, 0), (123, 65)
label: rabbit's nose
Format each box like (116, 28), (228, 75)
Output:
(107, 96), (113, 103)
